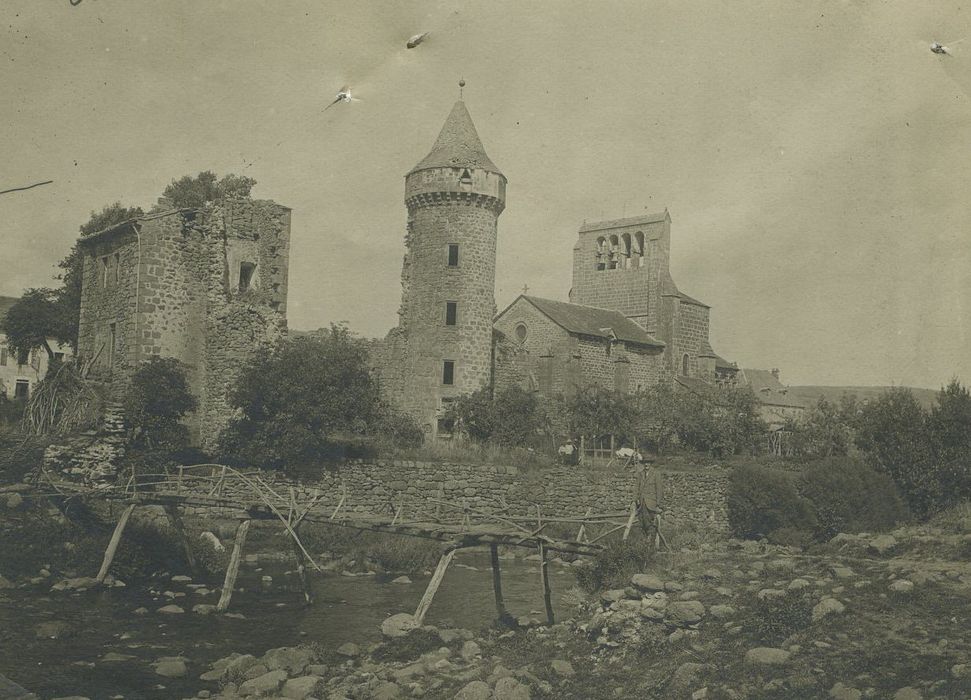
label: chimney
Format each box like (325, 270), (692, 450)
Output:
(770, 368), (780, 381)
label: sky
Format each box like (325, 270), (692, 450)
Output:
(2, 1), (969, 390)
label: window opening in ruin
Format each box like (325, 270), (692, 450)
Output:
(101, 257), (109, 287)
(445, 301), (457, 326)
(0, 348), (5, 366)
(14, 380), (29, 400)
(515, 323), (527, 343)
(447, 243), (459, 267)
(108, 323), (117, 371)
(442, 360), (455, 385)
(239, 262), (256, 292)
(54, 352), (64, 362)
(17, 348), (29, 366)
(113, 253), (121, 284)
(438, 397), (456, 438)
(682, 353), (690, 377)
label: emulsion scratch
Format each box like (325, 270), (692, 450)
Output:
(0, 180), (53, 196)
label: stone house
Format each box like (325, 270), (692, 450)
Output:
(493, 295), (666, 397)
(737, 367), (807, 428)
(0, 295), (72, 401)
(76, 197), (291, 448)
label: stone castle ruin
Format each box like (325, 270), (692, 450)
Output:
(76, 196), (291, 450)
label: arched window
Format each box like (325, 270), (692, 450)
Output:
(634, 232), (645, 267)
(621, 233), (632, 268)
(595, 237), (607, 270)
(682, 353), (690, 377)
(608, 235), (620, 269)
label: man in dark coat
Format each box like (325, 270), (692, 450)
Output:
(635, 462), (663, 550)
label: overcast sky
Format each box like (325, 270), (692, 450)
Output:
(2, 1), (969, 389)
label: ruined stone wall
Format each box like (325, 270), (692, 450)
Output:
(251, 461), (732, 536)
(77, 227), (141, 397)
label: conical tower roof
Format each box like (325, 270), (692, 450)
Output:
(409, 101), (502, 176)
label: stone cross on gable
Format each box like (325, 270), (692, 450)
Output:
(522, 284), (529, 295)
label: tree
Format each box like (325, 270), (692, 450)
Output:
(927, 379), (971, 502)
(79, 202), (144, 236)
(449, 385), (544, 447)
(0, 288), (66, 362)
(787, 397), (855, 459)
(123, 357), (197, 451)
(162, 171), (256, 208)
(219, 326), (383, 470)
(855, 387), (939, 517)
(629, 381), (680, 454)
(563, 386), (634, 444)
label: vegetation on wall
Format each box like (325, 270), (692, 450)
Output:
(123, 357), (198, 453)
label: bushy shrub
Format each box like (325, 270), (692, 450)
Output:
(750, 590), (814, 643)
(797, 457), (910, 539)
(448, 385), (545, 447)
(376, 410), (425, 449)
(124, 357), (197, 453)
(574, 538), (654, 592)
(727, 464), (817, 544)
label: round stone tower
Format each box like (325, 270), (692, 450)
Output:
(393, 98), (506, 437)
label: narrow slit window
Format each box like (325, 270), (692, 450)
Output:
(108, 323), (117, 371)
(239, 262), (256, 292)
(442, 360), (455, 385)
(447, 243), (459, 267)
(113, 253), (121, 284)
(101, 257), (109, 287)
(445, 301), (457, 326)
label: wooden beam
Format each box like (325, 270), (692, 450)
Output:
(622, 501), (637, 542)
(96, 503), (136, 583)
(290, 524), (314, 606)
(164, 505), (198, 576)
(217, 519), (251, 613)
(490, 543), (507, 622)
(538, 541), (554, 626)
(413, 547), (457, 625)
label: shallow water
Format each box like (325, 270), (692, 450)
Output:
(0, 550), (578, 699)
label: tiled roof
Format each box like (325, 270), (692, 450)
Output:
(714, 354), (738, 371)
(0, 295), (18, 321)
(501, 296), (665, 348)
(579, 211), (669, 233)
(677, 290), (710, 308)
(740, 368), (809, 408)
(409, 101), (502, 175)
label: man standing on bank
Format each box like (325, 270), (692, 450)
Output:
(634, 461), (663, 551)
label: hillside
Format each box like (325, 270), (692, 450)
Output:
(789, 385), (941, 411)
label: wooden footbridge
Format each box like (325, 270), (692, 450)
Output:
(25, 464), (655, 626)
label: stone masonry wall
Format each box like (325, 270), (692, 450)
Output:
(219, 461), (732, 536)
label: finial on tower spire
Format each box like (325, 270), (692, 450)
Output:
(458, 78), (465, 99)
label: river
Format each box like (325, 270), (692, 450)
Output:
(0, 550), (579, 699)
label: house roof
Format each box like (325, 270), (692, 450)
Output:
(579, 211), (669, 234)
(0, 295), (18, 321)
(409, 100), (502, 176)
(739, 368), (808, 409)
(498, 295), (665, 348)
(677, 290), (710, 308)
(714, 354), (738, 371)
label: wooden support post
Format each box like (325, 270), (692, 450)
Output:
(414, 548), (456, 625)
(217, 519), (251, 613)
(290, 524), (314, 606)
(96, 503), (136, 583)
(538, 541), (555, 626)
(164, 505), (198, 576)
(576, 507), (592, 543)
(622, 501), (638, 541)
(489, 543), (507, 622)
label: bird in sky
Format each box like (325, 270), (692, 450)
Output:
(324, 85), (355, 111)
(407, 32), (429, 49)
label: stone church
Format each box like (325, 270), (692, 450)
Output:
(379, 97), (736, 437)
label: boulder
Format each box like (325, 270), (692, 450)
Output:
(757, 588), (786, 600)
(600, 589), (628, 603)
(5, 493), (24, 509)
(708, 604), (735, 620)
(153, 658), (188, 678)
(669, 662), (706, 694)
(665, 600), (706, 626)
(812, 598), (845, 621)
(381, 613), (419, 638)
(192, 604), (217, 615)
(867, 535), (897, 555)
(157, 605), (184, 614)
(454, 681), (492, 700)
(951, 663), (969, 679)
(262, 646), (314, 674)
(371, 681), (403, 700)
(391, 576), (412, 584)
(631, 574), (665, 592)
(460, 640), (481, 662)
(744, 647), (791, 666)
(550, 659), (575, 677)
(494, 676), (531, 700)
(0, 575), (15, 590)
(889, 579), (914, 594)
(892, 688), (922, 700)
(787, 578), (812, 591)
(281, 675), (323, 699)
(829, 682), (862, 700)
(336, 642), (360, 658)
(238, 669), (287, 696)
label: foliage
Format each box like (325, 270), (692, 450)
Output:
(162, 171), (256, 208)
(727, 464), (817, 545)
(79, 202), (144, 236)
(629, 381), (680, 454)
(448, 385), (545, 447)
(786, 396), (859, 459)
(678, 387), (766, 457)
(21, 361), (103, 436)
(0, 434), (49, 484)
(562, 385), (634, 442)
(574, 537), (654, 592)
(854, 387), (939, 517)
(927, 379), (971, 503)
(796, 457), (910, 539)
(374, 410), (425, 449)
(220, 325), (383, 471)
(0, 288), (71, 361)
(123, 357), (197, 452)
(750, 590), (814, 643)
